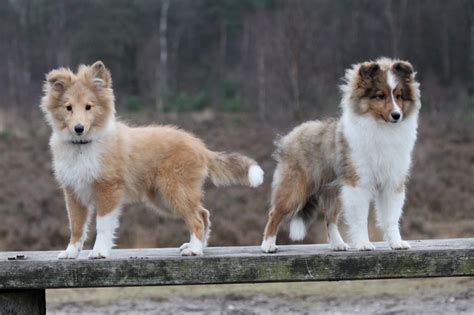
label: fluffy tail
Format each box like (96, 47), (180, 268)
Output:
(289, 197), (317, 241)
(207, 151), (264, 187)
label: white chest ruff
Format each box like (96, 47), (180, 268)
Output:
(51, 137), (103, 206)
(342, 113), (418, 189)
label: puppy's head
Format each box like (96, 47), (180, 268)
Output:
(40, 61), (115, 143)
(341, 58), (420, 123)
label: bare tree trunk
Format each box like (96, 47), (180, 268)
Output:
(213, 20), (227, 110)
(470, 1), (474, 95)
(290, 50), (300, 116)
(257, 41), (266, 119)
(157, 0), (170, 112)
(386, 1), (399, 56)
(441, 9), (451, 82)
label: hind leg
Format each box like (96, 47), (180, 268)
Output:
(179, 206), (211, 251)
(179, 206), (207, 256)
(261, 165), (307, 253)
(200, 207), (211, 247)
(160, 178), (208, 256)
(324, 201), (349, 251)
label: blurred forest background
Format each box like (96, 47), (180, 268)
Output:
(0, 0), (472, 251)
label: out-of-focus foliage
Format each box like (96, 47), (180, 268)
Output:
(0, 0), (471, 118)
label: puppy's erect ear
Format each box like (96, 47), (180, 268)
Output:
(46, 69), (72, 92)
(359, 62), (380, 80)
(393, 61), (414, 80)
(90, 61), (112, 88)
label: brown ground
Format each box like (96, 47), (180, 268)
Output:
(47, 278), (474, 315)
(0, 109), (472, 251)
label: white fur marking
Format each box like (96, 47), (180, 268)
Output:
(340, 185), (375, 251)
(58, 241), (82, 259)
(271, 166), (283, 189)
(387, 70), (398, 89)
(390, 240), (411, 250)
(289, 216), (306, 241)
(375, 187), (411, 250)
(387, 70), (403, 121)
(390, 92), (402, 119)
(341, 108), (418, 191)
(248, 164), (264, 187)
(328, 223), (349, 251)
(261, 235), (277, 253)
(180, 234), (204, 256)
(89, 208), (121, 259)
(52, 138), (102, 205)
(50, 120), (116, 206)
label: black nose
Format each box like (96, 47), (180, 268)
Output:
(391, 112), (401, 121)
(74, 124), (85, 135)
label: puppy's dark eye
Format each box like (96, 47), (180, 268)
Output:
(85, 104), (92, 111)
(396, 94), (402, 100)
(372, 93), (386, 101)
(66, 105), (72, 111)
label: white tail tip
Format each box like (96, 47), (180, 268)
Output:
(289, 216), (306, 241)
(248, 165), (264, 187)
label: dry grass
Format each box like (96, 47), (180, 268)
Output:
(0, 108), (472, 251)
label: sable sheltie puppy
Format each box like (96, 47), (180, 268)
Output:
(261, 57), (420, 252)
(40, 61), (264, 259)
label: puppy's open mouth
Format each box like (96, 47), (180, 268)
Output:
(71, 140), (92, 145)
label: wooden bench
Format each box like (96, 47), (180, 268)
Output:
(1, 238), (473, 314)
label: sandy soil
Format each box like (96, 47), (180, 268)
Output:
(47, 277), (474, 314)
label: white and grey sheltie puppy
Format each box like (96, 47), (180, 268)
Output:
(261, 57), (421, 252)
(40, 61), (264, 259)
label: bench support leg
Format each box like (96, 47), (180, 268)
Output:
(0, 289), (46, 315)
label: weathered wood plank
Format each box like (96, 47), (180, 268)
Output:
(0, 290), (46, 315)
(0, 239), (472, 289)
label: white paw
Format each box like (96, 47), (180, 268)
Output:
(180, 247), (203, 256)
(180, 234), (204, 256)
(179, 242), (190, 250)
(390, 240), (411, 250)
(354, 242), (376, 251)
(261, 244), (278, 253)
(88, 248), (110, 259)
(58, 249), (79, 259)
(248, 165), (264, 187)
(58, 243), (81, 259)
(261, 236), (278, 253)
(331, 242), (350, 251)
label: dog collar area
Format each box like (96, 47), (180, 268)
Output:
(71, 140), (92, 145)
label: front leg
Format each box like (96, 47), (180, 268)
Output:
(341, 185), (375, 250)
(375, 184), (411, 250)
(58, 188), (93, 259)
(89, 182), (123, 259)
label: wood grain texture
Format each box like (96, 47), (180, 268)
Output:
(0, 239), (472, 289)
(0, 289), (46, 314)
